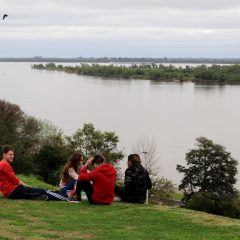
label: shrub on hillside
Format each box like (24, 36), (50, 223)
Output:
(150, 176), (175, 202)
(217, 197), (240, 219)
(33, 144), (69, 186)
(187, 192), (240, 219)
(187, 192), (217, 214)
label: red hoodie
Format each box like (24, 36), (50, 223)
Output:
(78, 164), (117, 204)
(0, 160), (19, 197)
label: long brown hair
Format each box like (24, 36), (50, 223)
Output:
(128, 154), (141, 167)
(61, 152), (83, 183)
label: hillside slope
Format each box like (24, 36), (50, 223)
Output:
(0, 176), (240, 240)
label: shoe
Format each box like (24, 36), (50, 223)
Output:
(33, 195), (48, 201)
(67, 195), (81, 203)
(114, 196), (121, 202)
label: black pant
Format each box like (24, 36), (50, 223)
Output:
(115, 185), (127, 201)
(114, 185), (145, 204)
(9, 185), (67, 201)
(75, 181), (95, 204)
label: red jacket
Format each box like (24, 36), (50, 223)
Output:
(0, 160), (19, 197)
(78, 164), (117, 204)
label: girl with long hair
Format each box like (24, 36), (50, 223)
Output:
(59, 152), (83, 195)
(115, 154), (152, 203)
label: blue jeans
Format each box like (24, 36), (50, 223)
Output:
(59, 179), (76, 195)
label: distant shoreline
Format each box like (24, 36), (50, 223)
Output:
(1, 57), (240, 64)
(32, 63), (240, 84)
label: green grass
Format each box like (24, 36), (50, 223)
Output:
(17, 175), (58, 191)
(0, 176), (240, 240)
(171, 191), (183, 201)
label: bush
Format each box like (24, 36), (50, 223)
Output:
(187, 192), (217, 214)
(217, 197), (240, 219)
(187, 192), (240, 219)
(33, 145), (69, 186)
(150, 176), (175, 202)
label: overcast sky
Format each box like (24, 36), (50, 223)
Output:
(1, 0), (240, 57)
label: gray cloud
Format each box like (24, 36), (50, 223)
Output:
(0, 0), (240, 57)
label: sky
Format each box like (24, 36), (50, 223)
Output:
(0, 0), (240, 58)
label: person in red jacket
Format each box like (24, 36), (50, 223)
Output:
(0, 145), (67, 201)
(71, 155), (117, 204)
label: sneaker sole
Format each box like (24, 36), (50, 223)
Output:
(67, 200), (80, 203)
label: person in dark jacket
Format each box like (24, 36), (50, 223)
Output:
(115, 154), (152, 203)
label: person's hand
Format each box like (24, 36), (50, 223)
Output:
(85, 157), (94, 167)
(19, 180), (31, 187)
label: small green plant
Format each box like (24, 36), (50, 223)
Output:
(149, 176), (175, 202)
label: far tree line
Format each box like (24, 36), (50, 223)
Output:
(2, 57), (240, 64)
(33, 63), (240, 84)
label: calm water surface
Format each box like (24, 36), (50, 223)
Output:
(0, 63), (240, 187)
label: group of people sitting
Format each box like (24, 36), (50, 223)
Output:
(0, 145), (152, 204)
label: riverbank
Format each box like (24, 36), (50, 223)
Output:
(32, 63), (240, 84)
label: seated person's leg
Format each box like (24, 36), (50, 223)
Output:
(45, 190), (68, 201)
(114, 185), (126, 201)
(9, 185), (46, 199)
(9, 185), (67, 201)
(59, 179), (76, 195)
(76, 181), (94, 204)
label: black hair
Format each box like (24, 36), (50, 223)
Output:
(92, 155), (105, 165)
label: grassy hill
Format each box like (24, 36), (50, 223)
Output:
(0, 176), (240, 240)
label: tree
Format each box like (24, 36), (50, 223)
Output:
(66, 123), (124, 166)
(37, 119), (66, 148)
(177, 137), (238, 199)
(33, 120), (72, 185)
(0, 99), (40, 173)
(133, 137), (160, 175)
(33, 144), (68, 185)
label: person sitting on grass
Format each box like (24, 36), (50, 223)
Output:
(68, 155), (117, 204)
(0, 145), (67, 201)
(59, 152), (83, 195)
(115, 154), (152, 203)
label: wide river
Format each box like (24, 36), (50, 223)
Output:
(0, 62), (240, 187)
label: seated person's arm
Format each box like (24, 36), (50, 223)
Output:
(78, 157), (95, 182)
(124, 169), (134, 191)
(19, 180), (30, 187)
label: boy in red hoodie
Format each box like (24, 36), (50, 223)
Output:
(71, 155), (117, 204)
